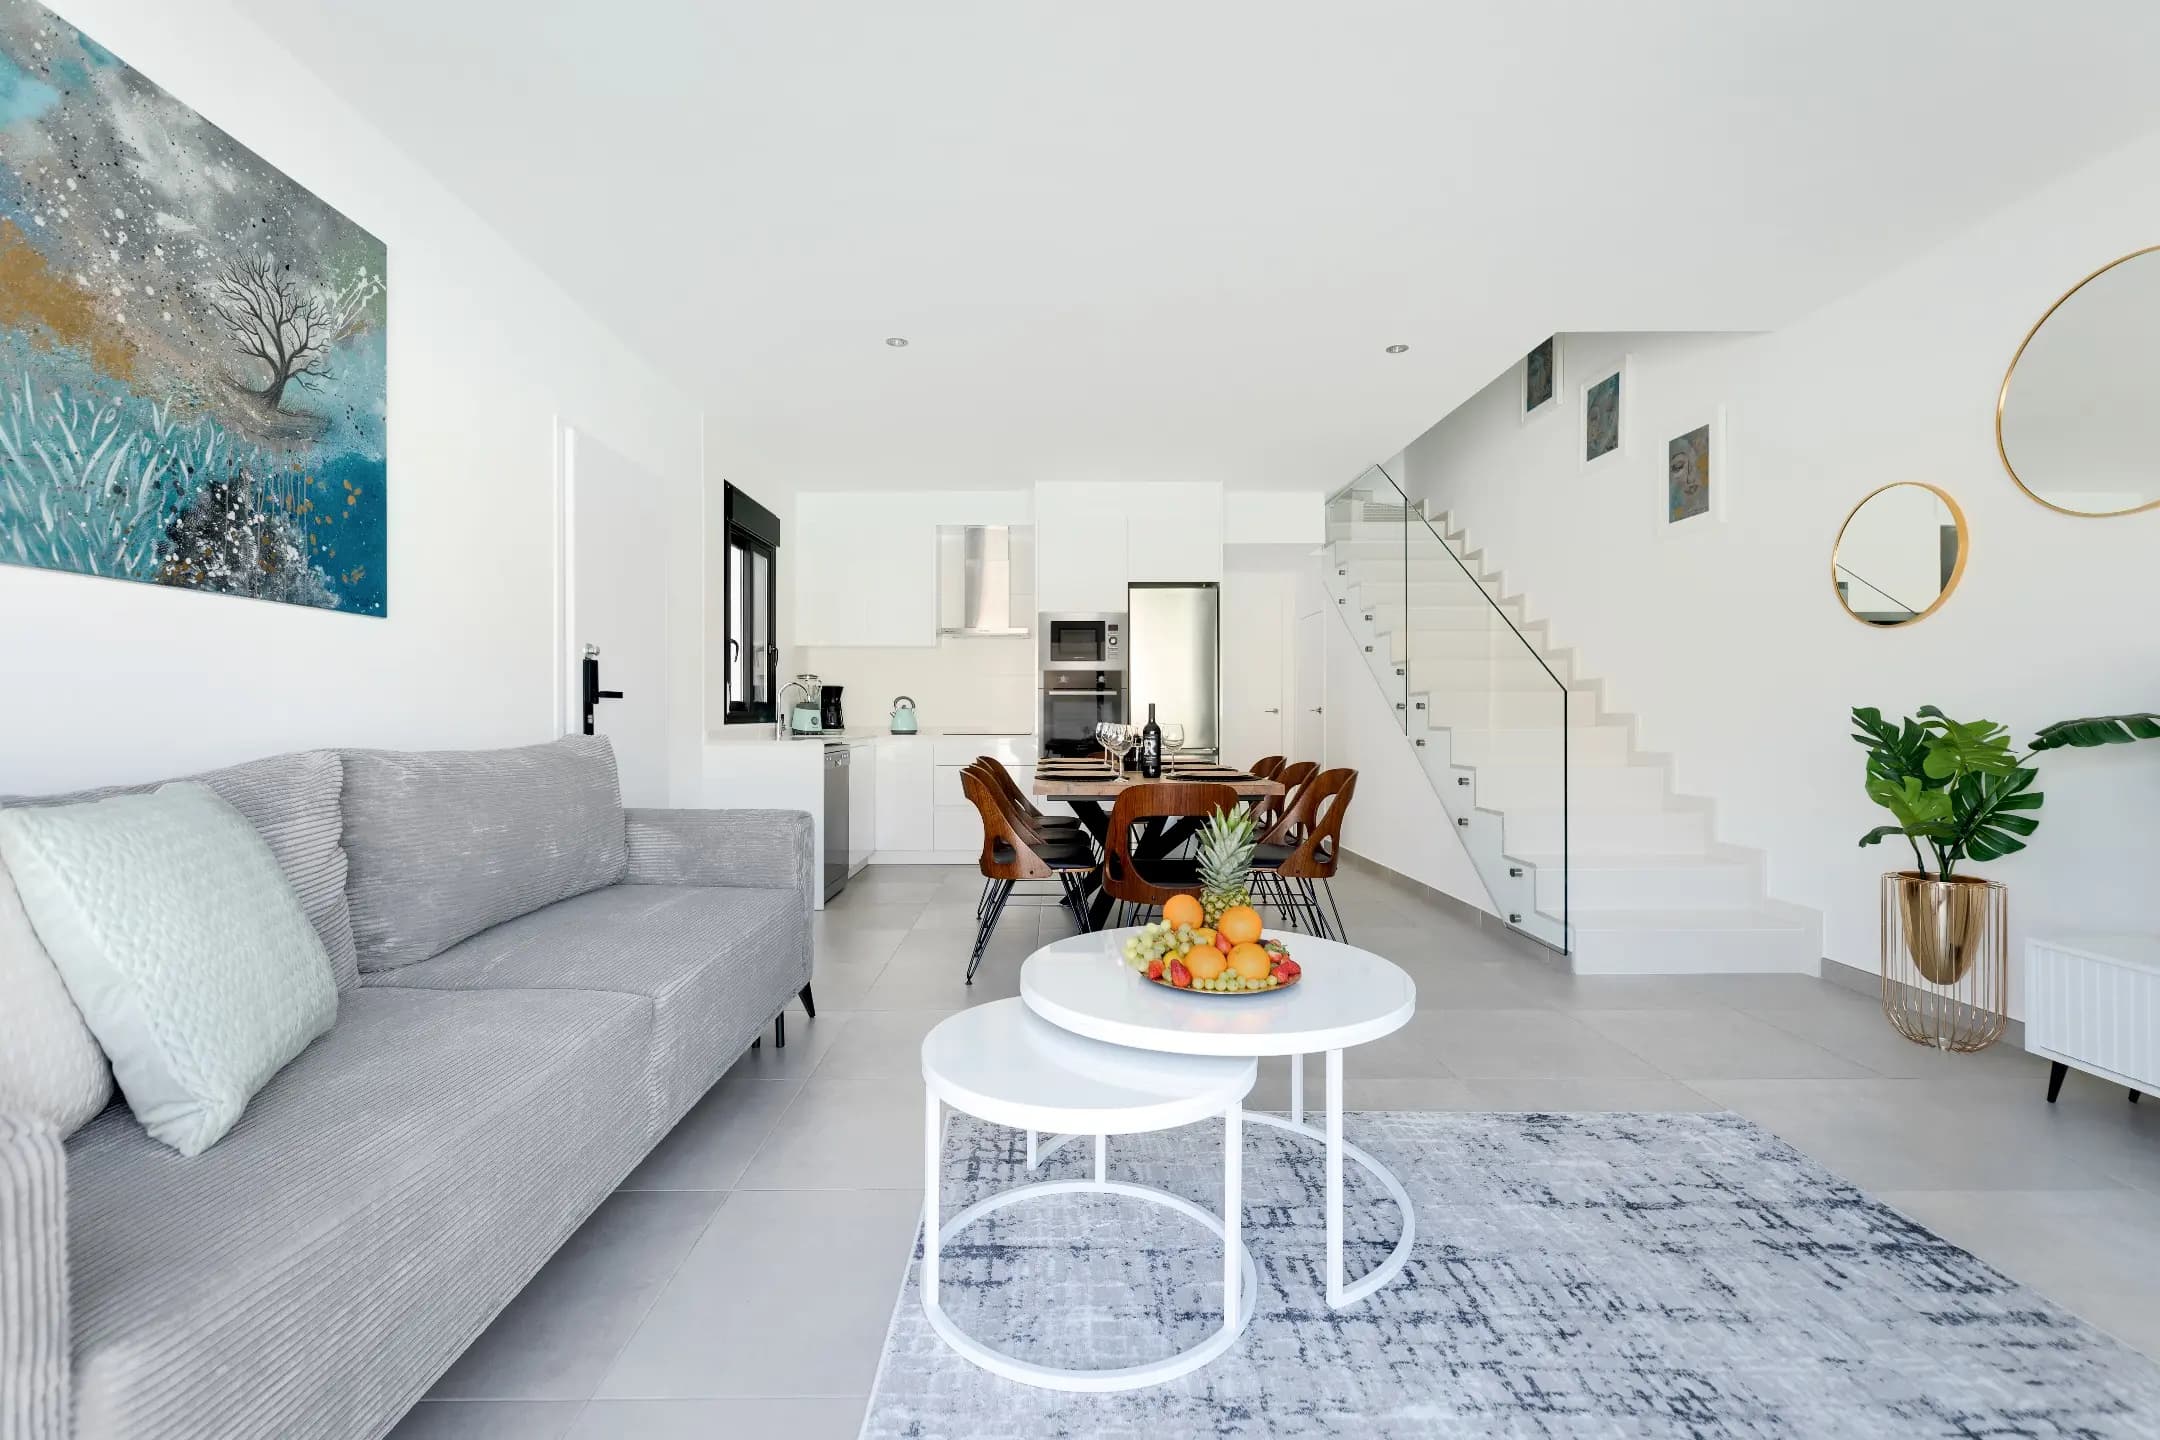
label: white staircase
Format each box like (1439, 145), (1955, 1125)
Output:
(1324, 485), (1820, 976)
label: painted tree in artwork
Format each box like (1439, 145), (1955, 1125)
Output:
(205, 254), (379, 411)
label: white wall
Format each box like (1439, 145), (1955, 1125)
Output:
(1397, 131), (2160, 1000)
(2, 1), (705, 800)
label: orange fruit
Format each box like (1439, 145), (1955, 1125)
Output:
(1217, 906), (1263, 946)
(1162, 894), (1204, 930)
(1190, 927), (1217, 951)
(1186, 948), (1228, 981)
(1228, 942), (1272, 982)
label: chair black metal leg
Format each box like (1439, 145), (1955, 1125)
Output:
(799, 982), (816, 1019)
(1322, 878), (1349, 943)
(976, 878), (994, 921)
(1299, 879), (1333, 940)
(966, 879), (1012, 984)
(774, 1011), (785, 1048)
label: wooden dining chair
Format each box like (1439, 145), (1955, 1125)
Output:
(1250, 768), (1357, 940)
(964, 758), (1093, 926)
(1249, 755), (1285, 780)
(1256, 759), (1315, 833)
(960, 769), (1099, 983)
(1099, 782), (1240, 926)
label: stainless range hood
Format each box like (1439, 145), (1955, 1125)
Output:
(937, 525), (1035, 636)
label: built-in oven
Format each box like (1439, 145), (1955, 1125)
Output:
(1040, 611), (1125, 671)
(1040, 669), (1127, 757)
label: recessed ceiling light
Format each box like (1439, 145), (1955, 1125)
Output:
(885, 337), (909, 348)
(1385, 343), (1410, 354)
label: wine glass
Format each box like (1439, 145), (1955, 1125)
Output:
(1160, 722), (1186, 769)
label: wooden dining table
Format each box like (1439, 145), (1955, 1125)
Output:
(1031, 758), (1285, 928)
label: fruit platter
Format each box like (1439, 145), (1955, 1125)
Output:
(1121, 893), (1302, 996)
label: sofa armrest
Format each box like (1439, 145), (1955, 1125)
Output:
(0, 1115), (68, 1440)
(623, 808), (815, 906)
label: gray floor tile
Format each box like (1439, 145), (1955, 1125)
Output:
(622, 1080), (802, 1192)
(814, 1009), (958, 1080)
(816, 899), (925, 931)
(1577, 1009), (1874, 1080)
(389, 1400), (580, 1440)
(738, 1074), (930, 1190)
(428, 1191), (722, 1401)
(1750, 1002), (2040, 1080)
(1693, 1075), (2128, 1191)
(724, 1013), (848, 1080)
(567, 1397), (868, 1440)
(1465, 1076), (1723, 1112)
(811, 923), (911, 968)
(1418, 1008), (1666, 1079)
(595, 1188), (922, 1400)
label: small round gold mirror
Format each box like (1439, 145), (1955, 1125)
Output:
(1997, 246), (2160, 517)
(1832, 483), (1967, 627)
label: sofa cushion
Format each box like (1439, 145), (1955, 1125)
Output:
(0, 858), (111, 1136)
(0, 784), (338, 1157)
(341, 736), (629, 973)
(65, 985), (652, 1440)
(2, 749), (360, 992)
(367, 883), (807, 1123)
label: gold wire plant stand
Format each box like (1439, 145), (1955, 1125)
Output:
(1879, 871), (2008, 1052)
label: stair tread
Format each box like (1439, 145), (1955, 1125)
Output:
(1557, 906), (1811, 931)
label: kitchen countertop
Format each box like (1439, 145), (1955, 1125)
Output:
(706, 725), (1034, 745)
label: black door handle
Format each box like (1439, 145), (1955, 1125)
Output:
(580, 647), (626, 736)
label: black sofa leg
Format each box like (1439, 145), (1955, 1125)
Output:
(775, 1012), (786, 1049)
(2046, 1060), (2067, 1103)
(800, 982), (816, 1019)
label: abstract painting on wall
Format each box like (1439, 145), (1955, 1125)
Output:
(1583, 368), (1622, 465)
(1523, 335), (1557, 415)
(1668, 423), (1711, 522)
(0, 2), (386, 616)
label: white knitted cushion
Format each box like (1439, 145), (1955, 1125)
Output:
(0, 856), (112, 1136)
(0, 783), (336, 1157)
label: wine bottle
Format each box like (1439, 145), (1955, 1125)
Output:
(1138, 703), (1163, 779)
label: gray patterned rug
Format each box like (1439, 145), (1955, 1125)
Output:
(860, 1111), (2160, 1438)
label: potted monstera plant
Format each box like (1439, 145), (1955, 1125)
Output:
(1853, 706), (2160, 984)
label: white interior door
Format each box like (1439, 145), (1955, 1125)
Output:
(564, 425), (669, 806)
(1292, 608), (1324, 762)
(1219, 569), (1289, 769)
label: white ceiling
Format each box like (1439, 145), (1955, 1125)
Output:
(231, 1), (2160, 491)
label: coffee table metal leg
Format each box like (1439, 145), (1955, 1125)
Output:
(923, 1092), (942, 1307)
(1094, 1133), (1107, 1182)
(1325, 1048), (1344, 1308)
(1289, 1052), (1304, 1126)
(1224, 1102), (1243, 1324)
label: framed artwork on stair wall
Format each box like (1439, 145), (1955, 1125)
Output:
(1665, 408), (1727, 526)
(0, 2), (389, 617)
(1579, 354), (1631, 472)
(1521, 335), (1561, 423)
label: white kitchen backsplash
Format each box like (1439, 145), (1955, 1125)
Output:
(798, 634), (1037, 733)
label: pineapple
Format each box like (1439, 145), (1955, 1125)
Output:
(1197, 805), (1259, 926)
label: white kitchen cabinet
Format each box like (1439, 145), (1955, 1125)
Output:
(846, 740), (877, 872)
(1127, 482), (1223, 582)
(1034, 483), (1131, 613)
(874, 737), (933, 852)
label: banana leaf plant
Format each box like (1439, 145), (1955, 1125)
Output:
(1852, 707), (2160, 879)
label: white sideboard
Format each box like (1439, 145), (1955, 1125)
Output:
(2025, 933), (2159, 1103)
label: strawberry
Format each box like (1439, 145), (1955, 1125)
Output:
(1145, 958), (1165, 982)
(1274, 957), (1301, 982)
(1168, 959), (1192, 989)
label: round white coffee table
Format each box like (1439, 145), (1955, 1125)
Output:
(919, 998), (1259, 1391)
(1020, 929), (1417, 1309)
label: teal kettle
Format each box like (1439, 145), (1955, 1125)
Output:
(889, 696), (918, 734)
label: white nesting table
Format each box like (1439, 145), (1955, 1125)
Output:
(1021, 929), (1418, 1309)
(919, 998), (1259, 1391)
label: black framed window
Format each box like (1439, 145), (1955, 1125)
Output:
(722, 483), (780, 725)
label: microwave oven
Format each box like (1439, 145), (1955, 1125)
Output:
(1039, 612), (1125, 671)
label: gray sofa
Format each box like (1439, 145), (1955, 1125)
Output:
(0, 736), (814, 1440)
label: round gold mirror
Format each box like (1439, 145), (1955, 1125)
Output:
(1997, 246), (2160, 517)
(1832, 483), (1967, 627)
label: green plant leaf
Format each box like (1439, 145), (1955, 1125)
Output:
(2030, 713), (2160, 751)
(1858, 824), (1911, 848)
(1915, 707), (2019, 779)
(1948, 766), (2044, 865)
(1866, 773), (1956, 831)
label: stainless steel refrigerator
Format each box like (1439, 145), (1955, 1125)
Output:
(1125, 582), (1220, 759)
